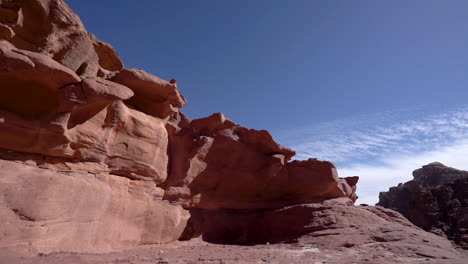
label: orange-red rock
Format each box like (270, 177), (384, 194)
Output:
(164, 113), (357, 210)
(0, 0), (123, 77)
(0, 38), (171, 182)
(1, 0), (465, 261)
(0, 159), (189, 254)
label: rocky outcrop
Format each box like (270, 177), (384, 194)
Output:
(378, 162), (468, 249)
(0, 39), (171, 182)
(111, 69), (186, 119)
(163, 113), (358, 211)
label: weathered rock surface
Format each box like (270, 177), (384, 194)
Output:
(0, 39), (80, 118)
(0, 159), (189, 254)
(378, 162), (468, 249)
(0, 36), (171, 182)
(0, 0), (123, 78)
(163, 113), (357, 210)
(0, 79), (169, 183)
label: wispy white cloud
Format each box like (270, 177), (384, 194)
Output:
(340, 139), (468, 205)
(274, 105), (468, 205)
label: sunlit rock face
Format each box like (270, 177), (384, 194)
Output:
(0, 159), (189, 254)
(1, 1), (466, 262)
(0, 27), (171, 183)
(163, 113), (357, 210)
(0, 0), (123, 78)
(378, 162), (468, 249)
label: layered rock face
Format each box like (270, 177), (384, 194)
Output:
(0, 1), (466, 262)
(378, 162), (468, 249)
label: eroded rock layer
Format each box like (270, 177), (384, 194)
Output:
(164, 113), (358, 210)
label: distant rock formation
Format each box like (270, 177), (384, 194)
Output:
(0, 0), (466, 262)
(378, 162), (468, 249)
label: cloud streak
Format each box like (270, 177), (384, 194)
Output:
(274, 105), (468, 205)
(340, 139), (468, 205)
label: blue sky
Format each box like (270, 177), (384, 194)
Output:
(68, 1), (468, 204)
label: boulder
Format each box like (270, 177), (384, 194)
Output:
(180, 201), (464, 262)
(0, 72), (169, 183)
(0, 101), (170, 183)
(0, 39), (170, 182)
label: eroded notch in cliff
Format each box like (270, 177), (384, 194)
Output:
(0, 77), (59, 119)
